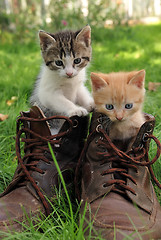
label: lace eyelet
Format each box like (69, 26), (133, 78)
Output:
(96, 124), (102, 132)
(138, 143), (143, 150)
(146, 123), (153, 133)
(143, 133), (149, 142)
(95, 136), (104, 144)
(35, 181), (39, 185)
(103, 183), (107, 188)
(73, 119), (78, 128)
(54, 143), (60, 148)
(97, 115), (103, 123)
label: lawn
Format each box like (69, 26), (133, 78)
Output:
(0, 23), (161, 239)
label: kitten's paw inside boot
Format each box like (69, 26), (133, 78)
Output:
(68, 107), (88, 117)
(85, 100), (95, 112)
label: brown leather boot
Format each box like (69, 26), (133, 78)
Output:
(76, 111), (161, 240)
(0, 106), (89, 232)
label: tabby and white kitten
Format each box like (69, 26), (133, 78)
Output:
(91, 70), (146, 140)
(30, 26), (94, 134)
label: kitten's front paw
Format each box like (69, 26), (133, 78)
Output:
(85, 99), (95, 112)
(68, 107), (88, 117)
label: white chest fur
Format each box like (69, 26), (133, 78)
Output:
(36, 65), (94, 117)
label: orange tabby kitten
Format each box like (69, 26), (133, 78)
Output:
(91, 70), (146, 140)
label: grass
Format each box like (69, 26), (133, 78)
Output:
(0, 23), (161, 239)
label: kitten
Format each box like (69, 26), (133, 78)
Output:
(91, 70), (146, 141)
(30, 26), (94, 134)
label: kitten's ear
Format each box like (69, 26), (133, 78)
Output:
(39, 31), (56, 51)
(76, 25), (91, 47)
(91, 72), (107, 91)
(128, 70), (145, 89)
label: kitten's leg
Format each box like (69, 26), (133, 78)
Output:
(39, 91), (88, 117)
(77, 85), (95, 112)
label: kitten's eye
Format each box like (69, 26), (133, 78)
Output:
(55, 60), (63, 66)
(74, 58), (81, 64)
(106, 104), (114, 110)
(125, 103), (133, 109)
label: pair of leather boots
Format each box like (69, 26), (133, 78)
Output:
(0, 106), (161, 239)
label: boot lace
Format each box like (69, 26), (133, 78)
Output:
(16, 114), (74, 215)
(98, 128), (161, 194)
(76, 127), (161, 199)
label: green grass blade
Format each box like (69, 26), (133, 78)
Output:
(48, 142), (74, 229)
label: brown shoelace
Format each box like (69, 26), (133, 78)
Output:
(98, 128), (161, 194)
(75, 127), (161, 199)
(16, 114), (73, 216)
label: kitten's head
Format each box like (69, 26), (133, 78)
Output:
(91, 70), (145, 123)
(39, 26), (91, 78)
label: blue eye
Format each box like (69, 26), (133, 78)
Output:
(55, 60), (63, 66)
(74, 58), (81, 64)
(106, 104), (114, 110)
(125, 103), (133, 109)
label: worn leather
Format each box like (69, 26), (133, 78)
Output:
(81, 111), (161, 239)
(0, 106), (89, 232)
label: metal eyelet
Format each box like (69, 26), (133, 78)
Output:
(99, 136), (104, 141)
(35, 181), (39, 185)
(146, 123), (153, 133)
(103, 183), (107, 188)
(97, 115), (103, 123)
(54, 143), (60, 148)
(143, 133), (149, 142)
(138, 143), (143, 149)
(73, 119), (78, 128)
(96, 124), (103, 132)
(95, 136), (104, 144)
(135, 169), (139, 174)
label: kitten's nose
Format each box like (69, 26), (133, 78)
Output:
(116, 116), (123, 121)
(66, 72), (73, 77)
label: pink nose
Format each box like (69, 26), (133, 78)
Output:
(66, 72), (73, 77)
(116, 116), (123, 121)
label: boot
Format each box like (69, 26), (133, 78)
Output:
(0, 106), (89, 232)
(76, 111), (161, 240)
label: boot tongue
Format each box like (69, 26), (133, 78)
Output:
(24, 106), (51, 137)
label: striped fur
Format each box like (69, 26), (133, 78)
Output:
(30, 26), (94, 134)
(39, 28), (91, 72)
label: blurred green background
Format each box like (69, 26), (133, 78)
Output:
(1, 0), (161, 39)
